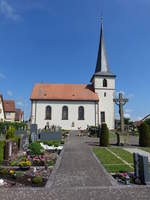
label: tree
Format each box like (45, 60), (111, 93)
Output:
(100, 123), (109, 146)
(138, 122), (150, 147)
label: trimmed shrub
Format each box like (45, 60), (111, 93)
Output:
(0, 140), (5, 164)
(32, 176), (43, 185)
(0, 168), (9, 175)
(100, 123), (109, 147)
(138, 122), (150, 147)
(28, 142), (44, 156)
(6, 126), (15, 139)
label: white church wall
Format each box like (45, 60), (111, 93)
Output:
(94, 76), (115, 130)
(31, 100), (97, 130)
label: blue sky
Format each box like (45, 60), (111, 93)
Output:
(0, 0), (150, 121)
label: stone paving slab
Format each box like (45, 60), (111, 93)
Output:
(0, 186), (150, 200)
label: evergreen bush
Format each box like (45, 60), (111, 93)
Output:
(28, 142), (44, 155)
(6, 126), (15, 139)
(100, 123), (109, 147)
(32, 176), (43, 185)
(0, 140), (5, 164)
(138, 122), (150, 147)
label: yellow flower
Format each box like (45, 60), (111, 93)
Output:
(10, 170), (15, 175)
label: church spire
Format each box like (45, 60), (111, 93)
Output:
(95, 16), (109, 73)
(91, 17), (116, 82)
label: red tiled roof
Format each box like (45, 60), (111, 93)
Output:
(15, 108), (24, 121)
(3, 100), (16, 112)
(30, 83), (99, 101)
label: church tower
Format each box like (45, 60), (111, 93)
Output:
(91, 18), (116, 129)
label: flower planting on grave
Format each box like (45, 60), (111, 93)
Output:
(0, 137), (63, 187)
(0, 122), (64, 188)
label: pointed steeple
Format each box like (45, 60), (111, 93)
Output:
(95, 17), (109, 73)
(91, 17), (116, 82)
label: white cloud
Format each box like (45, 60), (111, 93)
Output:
(0, 72), (6, 79)
(7, 90), (13, 96)
(0, 0), (21, 21)
(17, 100), (24, 107)
(125, 109), (133, 113)
(128, 93), (135, 99)
(124, 113), (131, 118)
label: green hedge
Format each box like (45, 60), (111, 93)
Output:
(0, 141), (5, 164)
(138, 122), (150, 147)
(0, 121), (27, 135)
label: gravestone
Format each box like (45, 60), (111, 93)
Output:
(133, 153), (150, 185)
(4, 141), (13, 161)
(20, 133), (29, 151)
(30, 124), (38, 142)
(31, 132), (38, 142)
(39, 131), (62, 141)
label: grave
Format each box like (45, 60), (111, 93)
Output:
(39, 126), (62, 141)
(30, 124), (38, 142)
(133, 153), (150, 185)
(4, 140), (18, 164)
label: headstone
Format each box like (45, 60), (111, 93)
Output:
(133, 153), (150, 185)
(20, 133), (29, 151)
(30, 124), (38, 134)
(31, 132), (38, 142)
(138, 154), (150, 184)
(39, 131), (62, 141)
(5, 141), (13, 160)
(30, 124), (38, 142)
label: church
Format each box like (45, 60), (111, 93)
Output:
(30, 19), (116, 130)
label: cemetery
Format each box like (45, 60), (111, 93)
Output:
(0, 122), (65, 187)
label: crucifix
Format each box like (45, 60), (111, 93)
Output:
(114, 93), (128, 138)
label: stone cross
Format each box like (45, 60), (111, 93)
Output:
(113, 93), (128, 132)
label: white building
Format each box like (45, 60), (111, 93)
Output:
(3, 100), (16, 122)
(0, 95), (5, 122)
(30, 19), (116, 130)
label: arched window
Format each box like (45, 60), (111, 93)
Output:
(62, 106), (68, 120)
(45, 106), (51, 120)
(78, 106), (84, 120)
(103, 79), (107, 87)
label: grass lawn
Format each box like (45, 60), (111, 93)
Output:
(93, 147), (133, 173)
(140, 147), (150, 153)
(109, 132), (117, 140)
(109, 147), (133, 164)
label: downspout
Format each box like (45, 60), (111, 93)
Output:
(95, 101), (97, 127)
(35, 101), (37, 124)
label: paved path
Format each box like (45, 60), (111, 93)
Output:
(124, 148), (150, 161)
(1, 132), (150, 199)
(46, 131), (114, 188)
